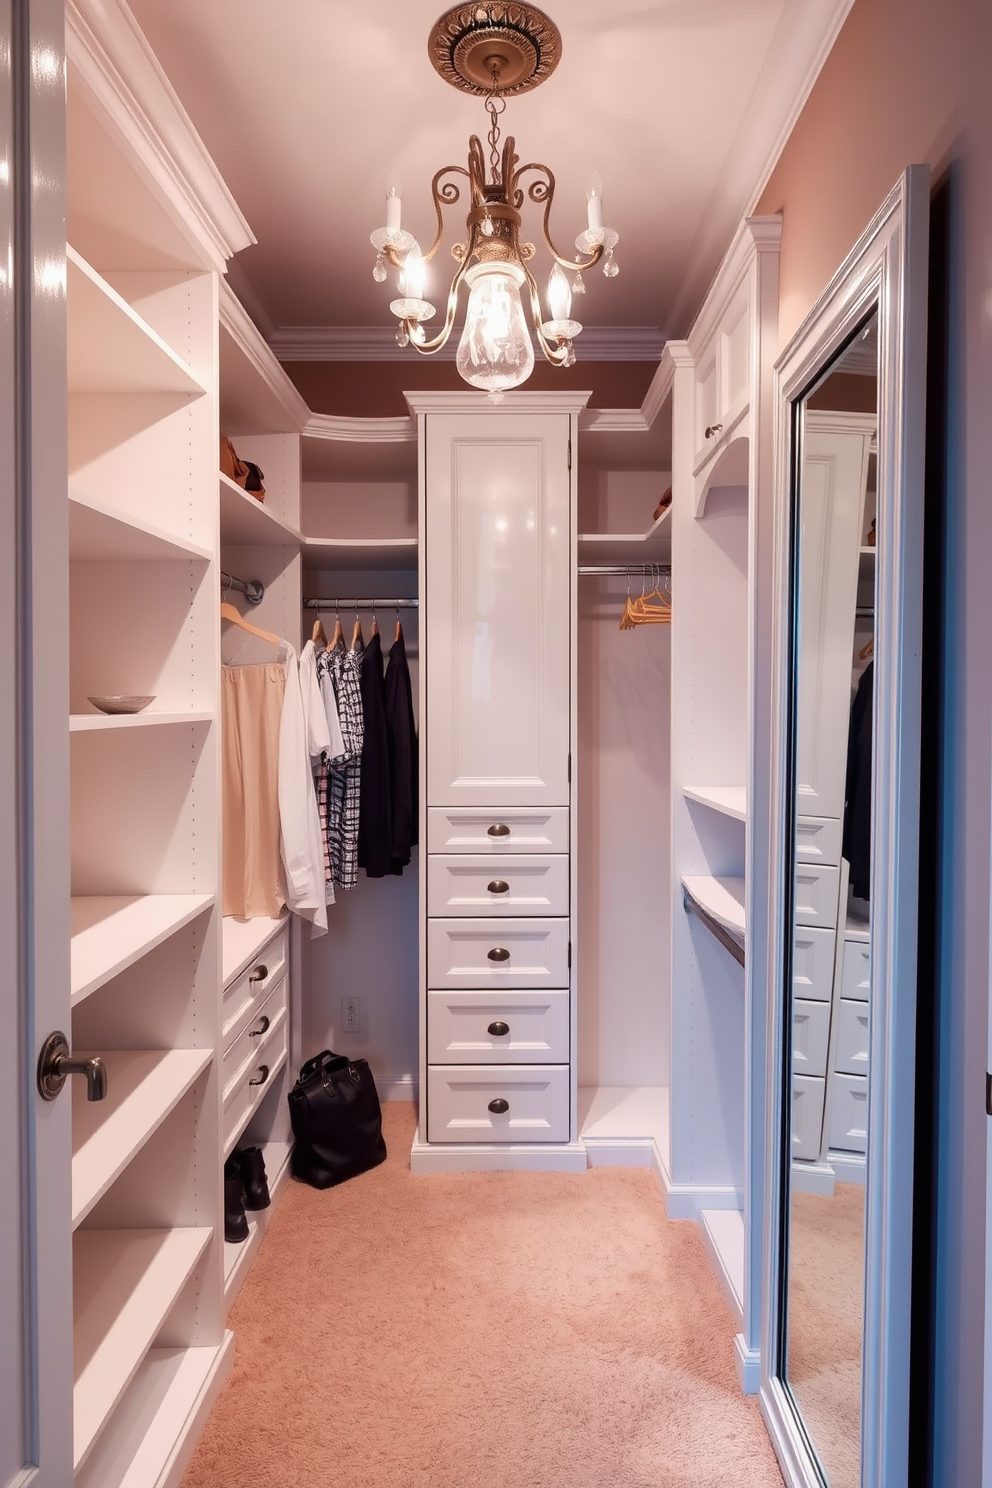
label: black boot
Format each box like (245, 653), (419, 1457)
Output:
(239, 1145), (271, 1210)
(224, 1154), (249, 1242)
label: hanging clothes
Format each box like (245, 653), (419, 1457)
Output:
(222, 660), (286, 919)
(384, 627), (418, 873)
(324, 636), (364, 890)
(357, 629), (394, 878)
(299, 639), (336, 910)
(843, 659), (873, 900)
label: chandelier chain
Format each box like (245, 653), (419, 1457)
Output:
(486, 94), (505, 182)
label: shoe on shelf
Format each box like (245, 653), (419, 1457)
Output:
(224, 1154), (249, 1243)
(239, 1145), (271, 1210)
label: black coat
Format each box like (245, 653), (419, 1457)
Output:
(357, 632), (393, 878)
(842, 661), (873, 900)
(384, 628), (418, 872)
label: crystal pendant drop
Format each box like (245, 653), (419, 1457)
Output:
(563, 342), (576, 368)
(372, 252), (387, 283)
(603, 251), (619, 279)
(572, 272), (586, 295)
(481, 215), (495, 238)
(396, 324), (410, 348)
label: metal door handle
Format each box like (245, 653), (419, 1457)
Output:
(487, 1021), (510, 1037)
(705, 422), (723, 438)
(249, 964), (268, 983)
(37, 1031), (108, 1102)
(487, 947), (510, 962)
(488, 1098), (510, 1114)
(249, 1064), (271, 1087)
(249, 1015), (270, 1038)
(488, 880), (510, 895)
(487, 823), (510, 838)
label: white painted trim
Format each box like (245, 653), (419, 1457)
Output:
(67, 0), (254, 272)
(790, 1160), (836, 1197)
(687, 215), (783, 362)
(219, 280), (310, 430)
(377, 1074), (419, 1103)
(409, 1134), (587, 1174)
(156, 1334), (236, 1488)
(735, 1335), (762, 1396)
(269, 324), (664, 363)
(404, 389), (591, 416)
(760, 1376), (827, 1488)
(303, 411), (416, 445)
(828, 1150), (867, 1185)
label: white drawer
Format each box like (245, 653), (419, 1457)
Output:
(840, 935), (870, 1002)
(792, 925), (836, 1003)
(427, 1065), (570, 1143)
(834, 998), (870, 1076)
(827, 1072), (868, 1154)
(427, 989), (570, 1063)
(223, 996), (289, 1157)
(793, 997), (831, 1079)
(796, 815), (843, 867)
(791, 1074), (825, 1161)
(427, 807), (569, 854)
(222, 926), (288, 1048)
(222, 976), (288, 1104)
(428, 855), (569, 916)
(427, 918), (569, 990)
(794, 863), (840, 929)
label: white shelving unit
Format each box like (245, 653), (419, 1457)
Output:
(223, 1138), (293, 1305)
(70, 711), (214, 732)
(577, 503), (672, 566)
(219, 472), (302, 546)
(700, 1208), (745, 1327)
(70, 894), (214, 1006)
(683, 785), (748, 821)
(69, 489), (213, 564)
(302, 535), (419, 571)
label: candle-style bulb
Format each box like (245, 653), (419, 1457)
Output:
(385, 168), (402, 234)
(585, 169), (604, 233)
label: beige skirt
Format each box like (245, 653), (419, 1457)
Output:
(222, 662), (287, 919)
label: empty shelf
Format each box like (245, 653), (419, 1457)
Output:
(71, 895), (214, 1006)
(73, 1226), (212, 1471)
(69, 490), (212, 563)
(682, 875), (746, 966)
(302, 536), (418, 572)
(70, 711), (213, 732)
(72, 1049), (213, 1228)
(219, 474), (302, 546)
(683, 785), (747, 821)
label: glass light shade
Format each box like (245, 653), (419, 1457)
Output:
(456, 262), (535, 393)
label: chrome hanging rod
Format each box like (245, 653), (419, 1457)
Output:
(577, 564), (672, 577)
(220, 570), (264, 606)
(303, 597), (419, 610)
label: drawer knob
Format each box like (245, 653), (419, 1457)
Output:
(488, 880), (510, 895)
(705, 422), (723, 439)
(487, 1021), (510, 1037)
(487, 947), (510, 962)
(488, 1098), (510, 1114)
(249, 1014), (270, 1039)
(487, 823), (511, 838)
(249, 1064), (270, 1087)
(249, 964), (268, 984)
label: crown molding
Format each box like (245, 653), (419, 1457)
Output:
(219, 280), (310, 430)
(405, 390), (591, 416)
(304, 412), (417, 444)
(270, 324), (665, 364)
(687, 214), (783, 361)
(67, 0), (255, 272)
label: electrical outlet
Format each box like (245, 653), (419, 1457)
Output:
(341, 995), (362, 1034)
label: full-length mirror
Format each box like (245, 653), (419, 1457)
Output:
(762, 167), (929, 1488)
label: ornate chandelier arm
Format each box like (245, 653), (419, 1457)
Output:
(515, 163), (605, 272)
(423, 165), (470, 263)
(404, 249), (473, 355)
(521, 260), (569, 366)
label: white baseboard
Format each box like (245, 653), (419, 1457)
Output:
(735, 1333), (761, 1395)
(662, 1182), (744, 1220)
(410, 1130), (587, 1173)
(377, 1073), (419, 1102)
(827, 1148), (866, 1184)
(790, 1159), (836, 1196)
(582, 1136), (656, 1168)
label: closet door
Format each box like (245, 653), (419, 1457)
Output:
(425, 412), (571, 808)
(1, 0), (74, 1478)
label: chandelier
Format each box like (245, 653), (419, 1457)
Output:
(369, 2), (619, 395)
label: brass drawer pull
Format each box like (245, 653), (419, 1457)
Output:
(488, 1098), (510, 1114)
(249, 1014), (270, 1039)
(487, 823), (511, 838)
(487, 1021), (510, 1037)
(488, 879), (510, 894)
(249, 1064), (270, 1087)
(249, 964), (268, 984)
(487, 947), (510, 962)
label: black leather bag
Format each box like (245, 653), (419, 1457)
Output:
(287, 1049), (387, 1188)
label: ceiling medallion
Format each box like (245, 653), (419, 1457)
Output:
(369, 3), (619, 396)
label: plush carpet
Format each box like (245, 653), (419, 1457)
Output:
(182, 1104), (784, 1488)
(788, 1182), (865, 1488)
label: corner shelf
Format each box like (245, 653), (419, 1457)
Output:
(69, 490), (212, 564)
(682, 785), (747, 821)
(223, 1138), (293, 1306)
(681, 875), (746, 966)
(219, 473), (302, 546)
(577, 503), (671, 566)
(70, 712), (213, 732)
(303, 536), (418, 572)
(71, 894), (214, 1006)
(72, 1048), (213, 1228)
(67, 247), (207, 398)
(73, 1226), (213, 1472)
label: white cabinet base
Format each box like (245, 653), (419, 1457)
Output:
(410, 1129), (586, 1174)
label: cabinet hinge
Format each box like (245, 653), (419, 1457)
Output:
(567, 437), (572, 472)
(987, 1072), (992, 1116)
(567, 941), (572, 969)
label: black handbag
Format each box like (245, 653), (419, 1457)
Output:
(287, 1049), (387, 1189)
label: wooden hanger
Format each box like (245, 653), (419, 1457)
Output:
(312, 613), (328, 646)
(351, 614), (363, 649)
(858, 636), (874, 661)
(371, 607), (379, 638)
(220, 600), (281, 648)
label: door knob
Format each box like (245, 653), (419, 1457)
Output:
(37, 1032), (108, 1102)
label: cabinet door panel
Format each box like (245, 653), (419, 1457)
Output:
(426, 414), (571, 806)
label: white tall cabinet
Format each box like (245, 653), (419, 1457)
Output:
(409, 393), (587, 1170)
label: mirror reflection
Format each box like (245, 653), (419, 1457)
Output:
(786, 312), (878, 1487)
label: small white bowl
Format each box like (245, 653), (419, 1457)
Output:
(87, 695), (156, 715)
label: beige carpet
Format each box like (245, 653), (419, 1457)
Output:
(788, 1182), (865, 1488)
(183, 1104), (784, 1488)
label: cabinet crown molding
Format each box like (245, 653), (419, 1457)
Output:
(405, 390), (591, 416)
(220, 281), (310, 430)
(687, 214), (783, 362)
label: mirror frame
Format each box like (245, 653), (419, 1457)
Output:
(761, 165), (930, 1487)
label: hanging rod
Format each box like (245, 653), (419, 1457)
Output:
(577, 564), (672, 577)
(303, 597), (419, 610)
(220, 570), (264, 606)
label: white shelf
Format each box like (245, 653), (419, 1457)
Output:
(73, 1226), (213, 1472)
(219, 472), (302, 546)
(222, 912), (288, 986)
(69, 489), (212, 563)
(700, 1208), (745, 1328)
(303, 535), (418, 572)
(67, 247), (206, 397)
(578, 1085), (669, 1154)
(577, 505), (671, 566)
(681, 875), (745, 935)
(72, 1049), (213, 1228)
(70, 711), (213, 732)
(74, 1335), (234, 1488)
(223, 1139), (293, 1306)
(682, 785), (747, 821)
(71, 894), (214, 1006)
